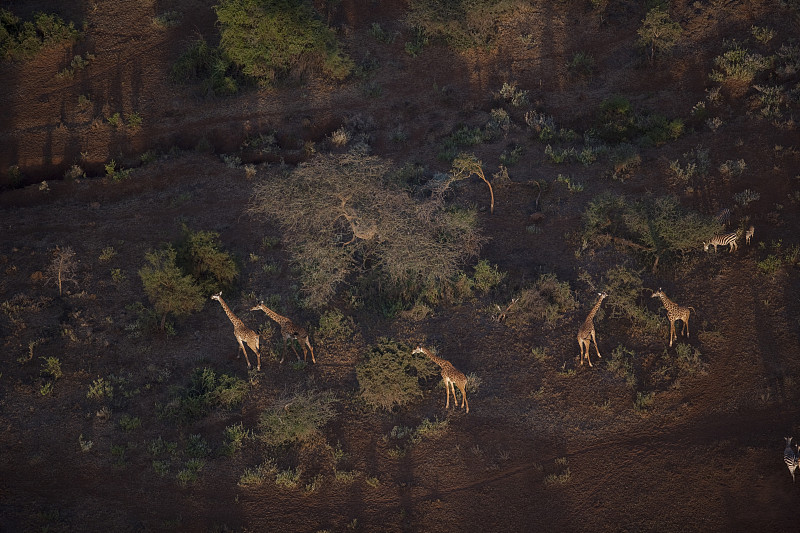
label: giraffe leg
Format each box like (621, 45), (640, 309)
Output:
(290, 338), (301, 361)
(444, 378), (452, 409)
(578, 339), (584, 366)
(669, 321), (675, 347)
(252, 342), (261, 371)
(305, 338), (316, 363)
(685, 317), (690, 338)
(457, 383), (469, 413)
(238, 339), (251, 369)
(592, 330), (601, 360)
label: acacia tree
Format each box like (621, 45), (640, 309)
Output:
(450, 152), (495, 214)
(138, 246), (205, 330)
(247, 151), (483, 308)
(214, 0), (352, 84)
(637, 8), (682, 64)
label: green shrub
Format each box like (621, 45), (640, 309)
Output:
(40, 356), (62, 380)
(139, 246), (205, 330)
(176, 228), (238, 296)
(568, 51), (594, 76)
(669, 146), (710, 184)
(177, 458), (204, 487)
(316, 309), (355, 342)
(87, 377), (113, 401)
(356, 339), (438, 411)
(709, 41), (773, 83)
(634, 391), (655, 411)
(239, 459), (277, 487)
(221, 423), (249, 456)
(0, 9), (81, 61)
(471, 260), (505, 294)
(607, 345), (637, 388)
(758, 254), (783, 276)
(118, 414), (142, 432)
(215, 0), (352, 85)
(171, 38), (239, 97)
(258, 389), (337, 446)
(161, 367), (249, 422)
(596, 266), (660, 333)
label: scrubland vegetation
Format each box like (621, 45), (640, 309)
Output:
(1, 0), (799, 530)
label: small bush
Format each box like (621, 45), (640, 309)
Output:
(734, 189), (760, 207)
(171, 38), (239, 97)
(316, 309), (355, 342)
(177, 459), (204, 487)
(239, 459), (277, 487)
(40, 357), (62, 380)
(87, 378), (113, 401)
(275, 468), (301, 488)
(139, 246), (205, 330)
(176, 227), (239, 296)
(568, 51), (594, 76)
(508, 273), (576, 326)
(118, 414), (142, 432)
(496, 81), (529, 107)
(471, 260), (505, 294)
(356, 339), (438, 411)
(258, 389), (337, 446)
(607, 345), (637, 388)
(709, 41), (773, 83)
(161, 367), (249, 422)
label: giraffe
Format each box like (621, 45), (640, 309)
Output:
(651, 288), (694, 347)
(210, 292), (261, 371)
(413, 346), (469, 413)
(251, 303), (315, 364)
(577, 292), (608, 367)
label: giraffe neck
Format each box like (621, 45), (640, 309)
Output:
(217, 297), (241, 325)
(259, 305), (285, 325)
(657, 293), (675, 311)
(585, 296), (604, 323)
(418, 347), (447, 368)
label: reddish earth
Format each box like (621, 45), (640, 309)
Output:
(1, 1), (799, 531)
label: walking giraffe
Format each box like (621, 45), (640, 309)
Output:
(211, 292), (261, 371)
(251, 303), (315, 363)
(413, 346), (469, 414)
(577, 292), (608, 367)
(651, 288), (694, 347)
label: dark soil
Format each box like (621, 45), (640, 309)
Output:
(1, 1), (799, 531)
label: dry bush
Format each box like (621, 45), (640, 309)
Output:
(503, 273), (577, 326)
(44, 246), (78, 296)
(248, 151), (482, 308)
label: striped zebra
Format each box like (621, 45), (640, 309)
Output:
(703, 230), (740, 253)
(745, 225), (755, 245)
(785, 437), (798, 482)
(714, 208), (732, 227)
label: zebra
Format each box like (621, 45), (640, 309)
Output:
(745, 225), (755, 245)
(703, 230), (740, 253)
(714, 208), (732, 227)
(785, 437), (798, 482)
